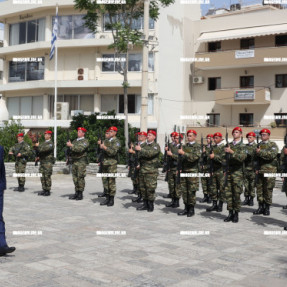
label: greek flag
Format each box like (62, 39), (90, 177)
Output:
(49, 8), (58, 60)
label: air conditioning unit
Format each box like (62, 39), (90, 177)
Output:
(56, 102), (69, 120)
(78, 68), (88, 81)
(193, 76), (204, 84)
(230, 3), (241, 11)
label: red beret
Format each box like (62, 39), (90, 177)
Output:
(232, 127), (243, 134)
(17, 133), (24, 137)
(187, 129), (197, 136)
(105, 128), (110, 133)
(138, 131), (147, 136)
(206, 134), (214, 138)
(109, 126), (118, 132)
(213, 132), (222, 137)
(148, 130), (156, 137)
(77, 127), (87, 133)
(260, 128), (271, 135)
(170, 132), (177, 137)
(45, 131), (52, 134)
(246, 132), (256, 138)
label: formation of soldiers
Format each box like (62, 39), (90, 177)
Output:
(8, 126), (287, 230)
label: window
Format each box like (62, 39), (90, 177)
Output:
(9, 18), (45, 45)
(119, 94), (136, 113)
(53, 15), (94, 40)
(240, 38), (254, 49)
(275, 34), (287, 47)
(240, 113), (254, 127)
(208, 77), (221, 90)
(0, 71), (3, 80)
(9, 58), (45, 82)
(240, 76), (254, 88)
(206, 113), (220, 127)
(103, 14), (155, 31)
(208, 41), (221, 52)
(274, 113), (287, 127)
(276, 74), (287, 88)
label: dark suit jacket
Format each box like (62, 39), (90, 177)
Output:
(0, 145), (6, 191)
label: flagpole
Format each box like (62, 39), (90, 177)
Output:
(53, 4), (58, 158)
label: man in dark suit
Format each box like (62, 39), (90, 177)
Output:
(0, 144), (16, 256)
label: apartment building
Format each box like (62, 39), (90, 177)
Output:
(0, 0), (201, 146)
(187, 3), (287, 143)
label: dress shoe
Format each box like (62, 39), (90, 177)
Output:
(0, 246), (16, 256)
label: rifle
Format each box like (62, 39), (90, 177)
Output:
(98, 128), (104, 173)
(209, 137), (214, 185)
(162, 134), (168, 173)
(200, 134), (206, 172)
(132, 137), (139, 180)
(164, 137), (170, 182)
(176, 128), (182, 185)
(127, 134), (134, 178)
(282, 131), (287, 192)
(223, 128), (230, 188)
(255, 135), (260, 185)
(65, 131), (72, 172)
(34, 133), (39, 166)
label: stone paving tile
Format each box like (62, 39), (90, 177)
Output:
(1, 174), (287, 286)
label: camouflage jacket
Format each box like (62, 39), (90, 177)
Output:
(200, 144), (214, 171)
(280, 147), (287, 172)
(9, 141), (31, 164)
(245, 142), (257, 170)
(212, 142), (225, 171)
(181, 142), (201, 172)
(138, 141), (160, 174)
(228, 141), (246, 172)
(71, 137), (89, 163)
(38, 140), (54, 163)
(256, 141), (278, 172)
(168, 142), (179, 171)
(103, 137), (120, 166)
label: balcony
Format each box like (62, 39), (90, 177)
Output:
(195, 46), (287, 70)
(215, 87), (271, 105)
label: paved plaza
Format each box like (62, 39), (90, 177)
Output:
(1, 173), (287, 287)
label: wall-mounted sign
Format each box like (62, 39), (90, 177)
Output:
(235, 50), (255, 59)
(20, 14), (33, 20)
(234, 90), (255, 100)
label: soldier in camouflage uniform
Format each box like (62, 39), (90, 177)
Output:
(130, 132), (147, 203)
(253, 128), (279, 216)
(206, 132), (225, 212)
(35, 131), (54, 196)
(67, 127), (89, 201)
(128, 131), (139, 195)
(163, 132), (176, 199)
(200, 134), (214, 204)
(243, 132), (257, 206)
(223, 127), (246, 223)
(98, 128), (111, 198)
(99, 126), (121, 207)
(280, 146), (287, 209)
(136, 130), (160, 212)
(9, 133), (31, 192)
(177, 129), (201, 217)
(166, 132), (182, 208)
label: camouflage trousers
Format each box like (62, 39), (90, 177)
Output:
(244, 169), (255, 198)
(210, 169), (225, 202)
(15, 161), (27, 186)
(102, 164), (117, 196)
(132, 172), (140, 195)
(256, 171), (276, 205)
(167, 170), (181, 199)
(225, 170), (244, 212)
(39, 162), (53, 191)
(179, 172), (199, 206)
(139, 172), (158, 201)
(72, 161), (87, 192)
(201, 168), (212, 196)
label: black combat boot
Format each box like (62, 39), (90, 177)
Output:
(100, 195), (110, 205)
(43, 190), (51, 196)
(253, 203), (264, 214)
(76, 191), (83, 200)
(132, 194), (141, 202)
(178, 204), (188, 216)
(216, 201), (223, 212)
(263, 204), (270, 216)
(248, 197), (254, 206)
(207, 195), (212, 203)
(18, 185), (25, 192)
(200, 194), (208, 203)
(224, 210), (234, 222)
(69, 191), (79, 200)
(147, 201), (154, 212)
(98, 188), (107, 197)
(187, 205), (195, 217)
(128, 184), (137, 194)
(172, 198), (180, 208)
(163, 193), (171, 199)
(206, 200), (217, 212)
(137, 200), (148, 210)
(283, 205), (287, 209)
(166, 198), (175, 207)
(107, 196), (114, 206)
(38, 190), (46, 196)
(242, 196), (249, 205)
(284, 227), (287, 231)
(232, 211), (239, 223)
